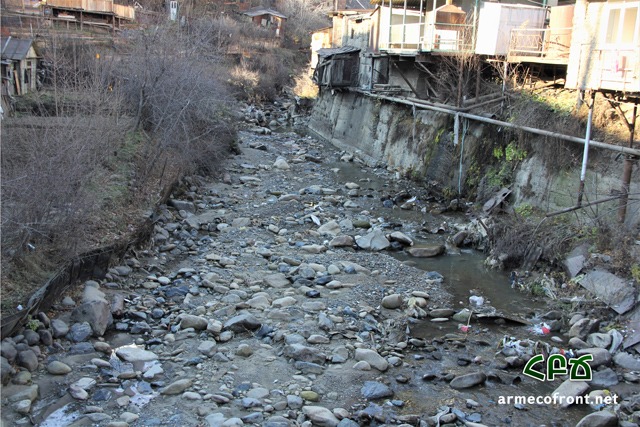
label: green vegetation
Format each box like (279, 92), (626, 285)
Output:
(632, 264), (640, 283)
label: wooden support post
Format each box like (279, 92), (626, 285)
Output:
(618, 102), (638, 224)
(393, 62), (420, 98)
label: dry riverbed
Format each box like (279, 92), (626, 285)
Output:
(1, 128), (638, 427)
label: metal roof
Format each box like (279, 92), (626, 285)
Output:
(1, 37), (36, 61)
(243, 7), (287, 19)
(316, 45), (361, 58)
(345, 0), (376, 9)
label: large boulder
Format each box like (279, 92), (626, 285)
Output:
(70, 286), (113, 337)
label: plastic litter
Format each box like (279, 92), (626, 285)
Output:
(469, 296), (484, 307)
(529, 322), (551, 335)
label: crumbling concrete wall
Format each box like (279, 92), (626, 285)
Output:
(308, 89), (640, 228)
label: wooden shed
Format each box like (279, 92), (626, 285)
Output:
(313, 46), (361, 87)
(243, 7), (287, 37)
(1, 37), (39, 96)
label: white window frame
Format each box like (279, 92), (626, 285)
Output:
(602, 1), (640, 47)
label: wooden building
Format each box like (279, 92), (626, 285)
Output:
(243, 7), (287, 37)
(1, 36), (39, 97)
(565, 0), (640, 97)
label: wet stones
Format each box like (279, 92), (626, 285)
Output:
(223, 313), (261, 332)
(449, 372), (487, 389)
(46, 361), (71, 375)
(360, 381), (393, 400)
(70, 284), (114, 337)
(356, 230), (390, 252)
(179, 314), (208, 330)
(115, 346), (159, 363)
(16, 350), (38, 372)
(407, 245), (445, 258)
(302, 406), (340, 427)
(354, 349), (388, 372)
(160, 378), (193, 395)
(552, 380), (590, 408)
(381, 294), (403, 310)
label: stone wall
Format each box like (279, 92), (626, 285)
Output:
(308, 89), (640, 228)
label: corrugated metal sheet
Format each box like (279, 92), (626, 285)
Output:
(243, 7), (287, 19)
(1, 37), (35, 61)
(317, 45), (361, 58)
(370, 0), (424, 7)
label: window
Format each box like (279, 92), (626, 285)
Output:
(604, 3), (639, 46)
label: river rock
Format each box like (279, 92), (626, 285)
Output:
(318, 221), (341, 236)
(180, 314), (208, 330)
(70, 286), (113, 336)
(274, 157), (290, 170)
(449, 372), (486, 389)
(1, 342), (17, 363)
(613, 352), (640, 370)
(576, 348), (611, 368)
(591, 368), (619, 388)
(264, 273), (290, 288)
(575, 411), (618, 427)
(160, 378), (193, 395)
(284, 344), (326, 364)
(1, 357), (13, 385)
(450, 231), (468, 247)
(388, 231), (413, 246)
(8, 384), (38, 403)
(356, 230), (390, 251)
(429, 308), (455, 318)
(568, 318), (600, 340)
(354, 348), (388, 371)
(587, 333), (612, 349)
(47, 360), (71, 375)
(116, 346), (158, 362)
(13, 399), (31, 415)
(551, 380), (589, 408)
(302, 406), (339, 427)
(224, 313), (261, 332)
(301, 244), (327, 254)
(51, 319), (69, 338)
(198, 341), (217, 357)
(381, 294), (403, 309)
(360, 381), (393, 399)
(17, 350), (38, 372)
(287, 394), (303, 409)
(329, 235), (355, 248)
(67, 322), (93, 342)
(408, 245), (445, 258)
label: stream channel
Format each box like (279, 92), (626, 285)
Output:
(332, 160), (593, 426)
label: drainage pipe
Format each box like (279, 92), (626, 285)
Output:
(357, 90), (640, 157)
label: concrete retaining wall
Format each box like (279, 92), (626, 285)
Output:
(308, 89), (640, 228)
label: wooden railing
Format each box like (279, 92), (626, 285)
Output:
(46, 0), (135, 20)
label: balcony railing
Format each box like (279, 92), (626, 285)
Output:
(422, 22), (474, 53)
(508, 27), (572, 64)
(46, 0), (135, 20)
(379, 22), (424, 51)
(593, 47), (640, 93)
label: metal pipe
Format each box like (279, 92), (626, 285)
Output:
(357, 90), (640, 157)
(618, 102), (638, 224)
(402, 0), (407, 49)
(577, 91), (595, 206)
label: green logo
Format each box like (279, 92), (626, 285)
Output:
(523, 354), (593, 381)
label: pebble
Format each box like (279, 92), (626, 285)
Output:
(46, 361), (71, 375)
